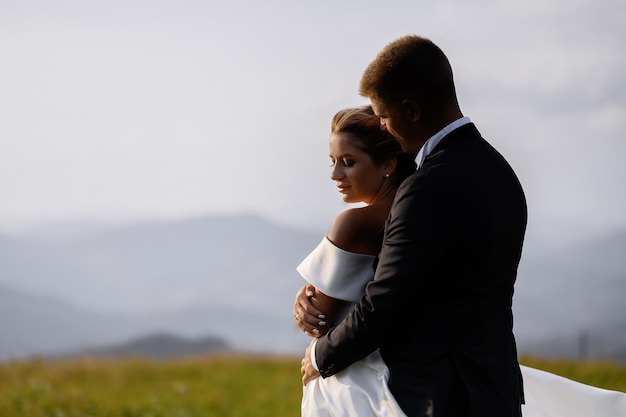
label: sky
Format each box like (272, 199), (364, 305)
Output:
(1, 0), (625, 247)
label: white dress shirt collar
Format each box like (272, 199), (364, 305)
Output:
(415, 116), (472, 169)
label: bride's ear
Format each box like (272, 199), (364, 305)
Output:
(383, 158), (397, 177)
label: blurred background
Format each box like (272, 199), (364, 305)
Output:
(1, 0), (625, 362)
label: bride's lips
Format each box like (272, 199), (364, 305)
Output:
(337, 184), (350, 193)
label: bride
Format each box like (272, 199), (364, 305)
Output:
(296, 105), (416, 417)
(294, 105), (626, 416)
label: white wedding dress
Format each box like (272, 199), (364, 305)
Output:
(298, 237), (407, 417)
(297, 237), (626, 417)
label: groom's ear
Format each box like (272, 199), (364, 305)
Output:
(401, 99), (421, 122)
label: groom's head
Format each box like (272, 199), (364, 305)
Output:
(360, 35), (462, 154)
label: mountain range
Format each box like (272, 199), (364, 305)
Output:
(1, 214), (624, 362)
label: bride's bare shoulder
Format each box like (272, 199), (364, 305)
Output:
(327, 207), (382, 255)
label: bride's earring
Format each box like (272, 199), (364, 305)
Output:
(384, 173), (390, 178)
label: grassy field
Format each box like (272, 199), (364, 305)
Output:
(0, 354), (302, 417)
(519, 355), (626, 392)
(0, 354), (624, 417)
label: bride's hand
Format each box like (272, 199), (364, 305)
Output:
(301, 338), (321, 386)
(293, 285), (327, 337)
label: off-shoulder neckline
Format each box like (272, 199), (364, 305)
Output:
(323, 236), (377, 259)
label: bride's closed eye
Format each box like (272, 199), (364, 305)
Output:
(342, 159), (354, 167)
(330, 158), (355, 167)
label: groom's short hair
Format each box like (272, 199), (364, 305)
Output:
(359, 35), (456, 115)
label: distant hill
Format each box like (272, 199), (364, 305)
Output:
(0, 283), (303, 360)
(0, 214), (319, 316)
(0, 214), (624, 362)
(514, 230), (626, 360)
(0, 214), (315, 360)
(71, 332), (231, 359)
(0, 284), (143, 358)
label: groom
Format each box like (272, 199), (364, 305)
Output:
(295, 35), (527, 416)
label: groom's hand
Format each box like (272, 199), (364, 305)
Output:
(301, 339), (321, 386)
(293, 285), (327, 336)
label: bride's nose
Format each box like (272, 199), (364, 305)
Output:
(331, 163), (344, 181)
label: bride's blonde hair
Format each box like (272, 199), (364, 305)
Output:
(331, 105), (416, 184)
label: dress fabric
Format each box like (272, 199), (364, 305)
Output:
(297, 237), (626, 417)
(520, 365), (626, 417)
(297, 237), (408, 417)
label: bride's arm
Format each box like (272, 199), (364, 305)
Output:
(294, 285), (349, 336)
(295, 207), (379, 336)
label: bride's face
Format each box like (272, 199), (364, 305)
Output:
(329, 132), (387, 205)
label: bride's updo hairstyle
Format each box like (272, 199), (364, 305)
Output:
(331, 105), (416, 185)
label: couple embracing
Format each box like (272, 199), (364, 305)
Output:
(292, 35), (626, 417)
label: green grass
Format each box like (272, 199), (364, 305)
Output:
(0, 354), (303, 417)
(519, 356), (626, 392)
(1, 354), (624, 417)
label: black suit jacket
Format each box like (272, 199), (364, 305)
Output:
(315, 124), (527, 417)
